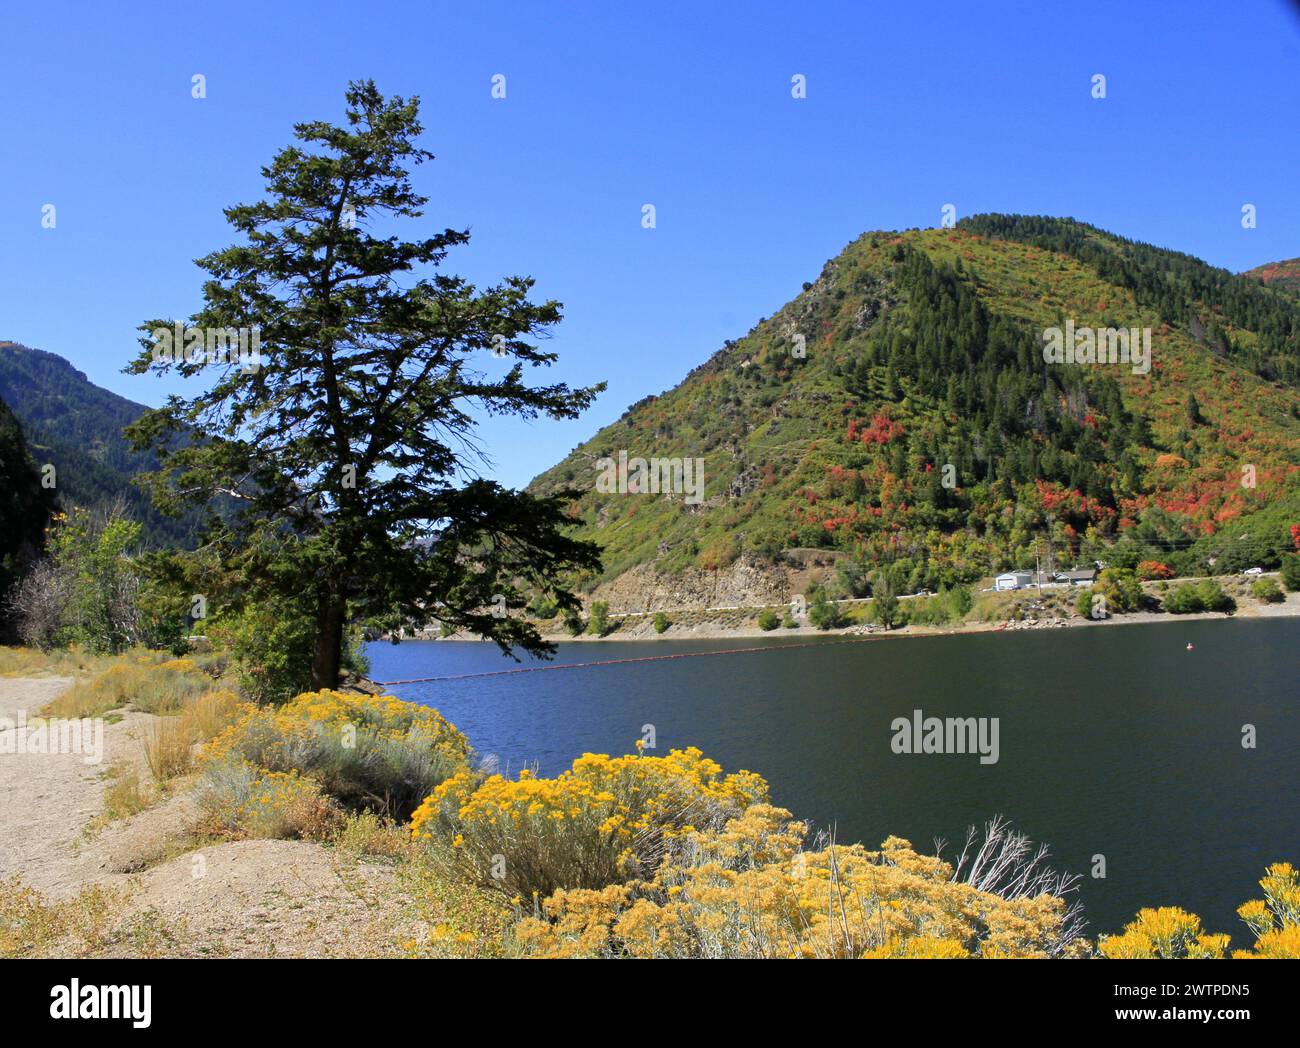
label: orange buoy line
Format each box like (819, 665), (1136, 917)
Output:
(377, 637), (866, 685)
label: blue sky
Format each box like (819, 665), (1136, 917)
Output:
(3, 0), (1298, 488)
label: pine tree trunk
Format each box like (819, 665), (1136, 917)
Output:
(310, 593), (346, 690)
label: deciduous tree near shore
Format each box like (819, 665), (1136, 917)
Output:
(128, 81), (603, 689)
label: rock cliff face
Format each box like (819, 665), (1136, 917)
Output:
(590, 553), (791, 613)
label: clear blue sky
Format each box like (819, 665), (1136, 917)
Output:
(3, 0), (1298, 488)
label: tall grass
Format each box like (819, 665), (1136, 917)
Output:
(178, 688), (242, 742)
(143, 717), (194, 782)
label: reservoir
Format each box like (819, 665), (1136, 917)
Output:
(368, 616), (1299, 941)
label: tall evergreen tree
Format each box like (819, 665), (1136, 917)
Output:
(127, 81), (603, 688)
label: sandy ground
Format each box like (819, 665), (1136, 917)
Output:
(0, 676), (411, 957)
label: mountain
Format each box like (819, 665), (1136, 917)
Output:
(530, 215), (1300, 599)
(0, 342), (199, 547)
(1245, 258), (1300, 296)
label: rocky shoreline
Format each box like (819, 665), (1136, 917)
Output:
(408, 589), (1300, 645)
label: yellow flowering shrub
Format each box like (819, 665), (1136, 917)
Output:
(200, 689), (471, 819)
(194, 761), (341, 840)
(1232, 862), (1300, 958)
(512, 806), (1089, 959)
(411, 747), (769, 899)
(1098, 864), (1300, 959)
(1097, 907), (1230, 959)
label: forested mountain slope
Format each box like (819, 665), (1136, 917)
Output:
(0, 342), (200, 547)
(531, 216), (1300, 593)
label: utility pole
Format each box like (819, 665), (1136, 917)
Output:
(1045, 514), (1056, 580)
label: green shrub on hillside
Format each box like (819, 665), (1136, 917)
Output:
(757, 607), (779, 631)
(588, 601), (612, 636)
(1164, 579), (1235, 614)
(808, 594), (845, 630)
(907, 585), (973, 626)
(1095, 568), (1144, 613)
(1195, 580), (1234, 612)
(652, 612), (671, 634)
(1251, 577), (1284, 604)
(869, 579), (900, 628)
(1164, 584), (1203, 614)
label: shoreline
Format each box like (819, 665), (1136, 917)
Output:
(421, 590), (1300, 646)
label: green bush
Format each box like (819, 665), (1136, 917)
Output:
(808, 595), (845, 630)
(1164, 579), (1234, 614)
(652, 612), (671, 634)
(1281, 555), (1300, 592)
(529, 597), (559, 620)
(208, 598), (367, 704)
(1163, 584), (1203, 614)
(757, 607), (779, 631)
(907, 586), (973, 626)
(1095, 568), (1144, 613)
(1194, 579), (1234, 613)
(1251, 577), (1284, 603)
(587, 601), (613, 636)
(1074, 590), (1095, 618)
(781, 611), (799, 629)
(868, 579), (900, 628)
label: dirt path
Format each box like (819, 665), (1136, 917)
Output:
(1, 676), (415, 957)
(0, 676), (158, 895)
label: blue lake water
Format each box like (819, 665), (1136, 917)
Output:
(367, 617), (1300, 940)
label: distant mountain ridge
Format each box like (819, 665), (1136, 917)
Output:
(531, 215), (1300, 596)
(0, 341), (198, 546)
(1245, 257), (1300, 296)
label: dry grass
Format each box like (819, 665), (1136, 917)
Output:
(101, 763), (154, 821)
(0, 875), (184, 958)
(178, 688), (243, 742)
(143, 717), (195, 782)
(333, 812), (415, 860)
(0, 645), (117, 679)
(41, 654), (232, 720)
